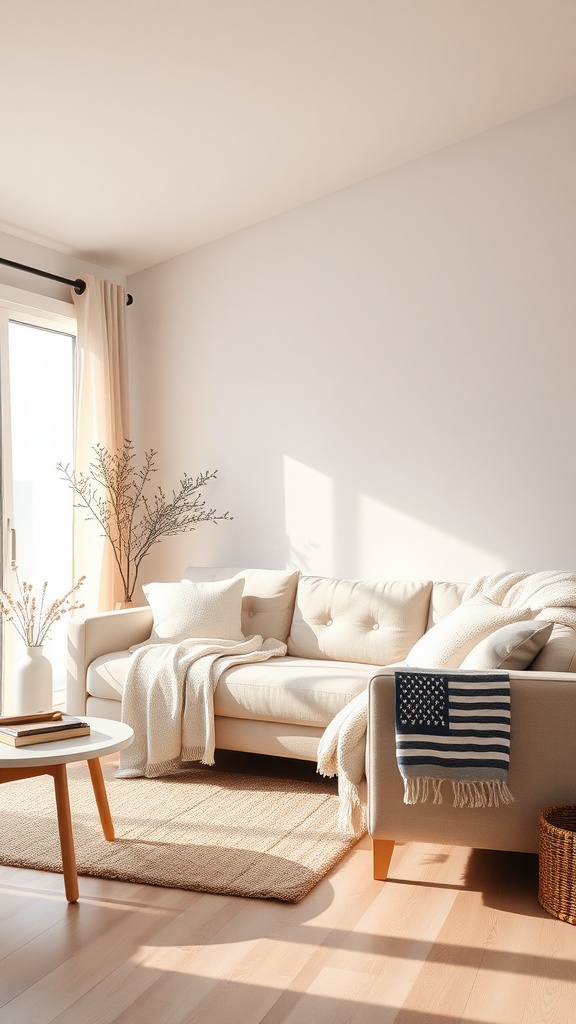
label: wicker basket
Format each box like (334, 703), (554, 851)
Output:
(538, 804), (576, 925)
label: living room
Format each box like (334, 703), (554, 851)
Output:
(1, 2), (576, 1022)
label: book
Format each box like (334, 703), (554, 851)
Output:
(0, 715), (91, 747)
(0, 710), (63, 727)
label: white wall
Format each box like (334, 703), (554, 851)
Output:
(127, 96), (576, 587)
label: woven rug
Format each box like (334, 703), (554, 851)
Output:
(0, 757), (363, 902)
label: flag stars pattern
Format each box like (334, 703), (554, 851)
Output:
(396, 672), (450, 732)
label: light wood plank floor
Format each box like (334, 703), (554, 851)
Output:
(1, 752), (575, 1024)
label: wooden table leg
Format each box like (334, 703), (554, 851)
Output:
(87, 757), (115, 841)
(50, 764), (79, 903)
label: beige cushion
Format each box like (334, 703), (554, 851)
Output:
(530, 624), (576, 672)
(287, 575), (432, 665)
(87, 651), (372, 729)
(428, 581), (467, 627)
(139, 577), (245, 645)
(183, 566), (299, 642)
(216, 656), (373, 727)
(459, 619), (553, 670)
(405, 594), (533, 669)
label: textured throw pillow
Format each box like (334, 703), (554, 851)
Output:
(138, 577), (245, 645)
(404, 594), (533, 669)
(183, 566), (300, 642)
(459, 619), (553, 670)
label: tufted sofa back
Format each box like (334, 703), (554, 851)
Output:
(180, 568), (576, 671)
(286, 575), (433, 666)
(183, 566), (435, 663)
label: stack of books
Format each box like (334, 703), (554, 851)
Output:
(0, 711), (91, 747)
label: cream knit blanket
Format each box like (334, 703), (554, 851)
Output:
(116, 635), (287, 778)
(462, 570), (576, 629)
(317, 690), (368, 836)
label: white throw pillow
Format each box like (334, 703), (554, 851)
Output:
(183, 566), (300, 642)
(139, 577), (245, 645)
(404, 594), (533, 669)
(459, 619), (553, 670)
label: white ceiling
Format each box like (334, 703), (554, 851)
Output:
(1, 1), (575, 275)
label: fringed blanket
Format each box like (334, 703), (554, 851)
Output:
(395, 669), (513, 807)
(116, 635), (287, 778)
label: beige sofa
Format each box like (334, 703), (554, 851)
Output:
(67, 566), (434, 759)
(67, 566), (576, 871)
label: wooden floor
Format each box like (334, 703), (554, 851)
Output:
(1, 753), (576, 1024)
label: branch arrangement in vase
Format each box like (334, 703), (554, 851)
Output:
(0, 569), (85, 647)
(58, 440), (233, 604)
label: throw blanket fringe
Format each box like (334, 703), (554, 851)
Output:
(454, 779), (513, 808)
(116, 634), (287, 779)
(403, 776), (514, 808)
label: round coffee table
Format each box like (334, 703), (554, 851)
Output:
(0, 717), (134, 902)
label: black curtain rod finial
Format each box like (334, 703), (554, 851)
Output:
(74, 277), (133, 304)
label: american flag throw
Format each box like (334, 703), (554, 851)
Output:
(394, 669), (513, 808)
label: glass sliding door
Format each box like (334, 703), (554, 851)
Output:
(0, 324), (14, 708)
(0, 298), (76, 711)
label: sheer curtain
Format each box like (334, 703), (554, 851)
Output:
(72, 275), (130, 611)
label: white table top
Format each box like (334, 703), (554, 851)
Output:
(0, 717), (134, 769)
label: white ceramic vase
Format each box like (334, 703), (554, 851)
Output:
(13, 645), (53, 715)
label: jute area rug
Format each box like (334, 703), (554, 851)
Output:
(0, 756), (363, 902)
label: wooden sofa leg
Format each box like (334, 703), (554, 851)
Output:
(373, 838), (395, 880)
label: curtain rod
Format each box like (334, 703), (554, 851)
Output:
(0, 257), (133, 305)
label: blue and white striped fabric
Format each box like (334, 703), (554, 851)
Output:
(394, 669), (513, 808)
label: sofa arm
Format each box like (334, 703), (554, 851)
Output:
(66, 607), (153, 715)
(367, 667), (576, 875)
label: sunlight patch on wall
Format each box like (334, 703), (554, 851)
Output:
(358, 495), (506, 581)
(284, 456), (335, 574)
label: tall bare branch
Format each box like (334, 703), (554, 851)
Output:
(58, 442), (232, 602)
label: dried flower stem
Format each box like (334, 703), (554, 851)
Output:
(0, 569), (85, 647)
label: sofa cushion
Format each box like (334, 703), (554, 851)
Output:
(183, 566), (300, 642)
(287, 575), (433, 665)
(216, 656), (373, 727)
(405, 594), (533, 669)
(86, 652), (372, 729)
(139, 577), (245, 645)
(427, 581), (467, 627)
(459, 619), (553, 670)
(530, 624), (576, 672)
